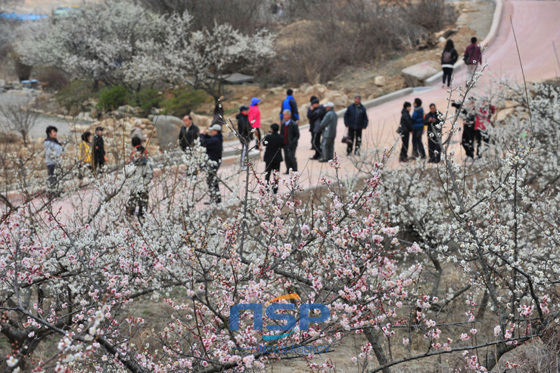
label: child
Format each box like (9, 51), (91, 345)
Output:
(93, 126), (106, 172)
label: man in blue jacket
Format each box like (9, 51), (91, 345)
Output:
(343, 95), (369, 156)
(279, 89), (299, 123)
(200, 124), (223, 204)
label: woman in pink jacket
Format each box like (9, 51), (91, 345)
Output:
(249, 97), (261, 149)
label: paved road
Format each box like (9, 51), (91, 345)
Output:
(240, 0), (560, 192)
(36, 0), (560, 212)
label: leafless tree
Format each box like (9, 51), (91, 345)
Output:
(0, 103), (38, 147)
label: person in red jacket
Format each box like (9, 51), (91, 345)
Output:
(249, 97), (261, 149)
(474, 98), (495, 158)
(464, 37), (483, 85)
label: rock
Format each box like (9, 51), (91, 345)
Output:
(401, 61), (440, 87)
(438, 36), (446, 44)
(152, 115), (183, 151)
(503, 100), (517, 109)
(314, 84), (327, 94)
(0, 79), (4, 88)
(90, 107), (99, 119)
(190, 113), (211, 129)
(304, 86), (315, 95)
(495, 108), (515, 122)
(69, 124), (90, 133)
(300, 83), (310, 92)
(374, 76), (386, 87)
(322, 90), (349, 107)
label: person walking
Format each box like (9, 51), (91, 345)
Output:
(461, 98), (476, 161)
(424, 103), (442, 163)
(93, 126), (106, 173)
(126, 136), (153, 218)
(399, 102), (413, 162)
(200, 124), (223, 204)
(281, 110), (300, 174)
(44, 126), (64, 197)
(263, 123), (284, 194)
(279, 89), (299, 123)
(236, 105), (252, 169)
(474, 97), (495, 158)
(441, 39), (459, 88)
(343, 94), (368, 156)
(248, 97), (261, 150)
(464, 37), (483, 85)
(319, 102), (338, 162)
(178, 114), (200, 152)
(411, 98), (426, 159)
(307, 97), (325, 160)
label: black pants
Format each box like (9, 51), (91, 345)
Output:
(462, 124), (475, 158)
(346, 128), (362, 155)
(428, 131), (442, 162)
(442, 67), (453, 87)
(399, 130), (410, 161)
(47, 164), (60, 196)
(265, 161), (281, 194)
(254, 128), (262, 150)
(474, 129), (489, 157)
(207, 161), (222, 203)
(312, 132), (322, 159)
(284, 144), (297, 173)
(412, 128), (426, 159)
(126, 191), (149, 217)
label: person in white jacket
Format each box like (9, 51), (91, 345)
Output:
(44, 126), (64, 197)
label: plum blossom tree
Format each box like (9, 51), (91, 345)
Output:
(16, 0), (274, 97)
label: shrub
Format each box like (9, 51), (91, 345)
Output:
(127, 88), (162, 116)
(97, 85), (128, 112)
(56, 80), (95, 115)
(160, 87), (209, 117)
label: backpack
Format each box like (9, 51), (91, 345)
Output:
(443, 50), (453, 63)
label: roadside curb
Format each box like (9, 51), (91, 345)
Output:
(425, 0), (503, 86)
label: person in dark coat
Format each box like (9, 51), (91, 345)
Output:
(281, 109), (300, 174)
(93, 126), (105, 173)
(399, 102), (413, 162)
(461, 98), (476, 161)
(178, 114), (200, 152)
(424, 103), (443, 163)
(279, 89), (299, 123)
(200, 124), (224, 204)
(307, 97), (326, 160)
(263, 123), (284, 194)
(441, 39), (459, 88)
(236, 105), (252, 169)
(411, 98), (426, 159)
(343, 94), (368, 156)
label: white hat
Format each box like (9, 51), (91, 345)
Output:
(325, 102), (335, 108)
(208, 124), (222, 131)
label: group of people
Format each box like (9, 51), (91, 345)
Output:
(399, 99), (443, 163)
(43, 33), (488, 208)
(398, 96), (495, 164)
(459, 97), (495, 161)
(440, 37), (483, 88)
